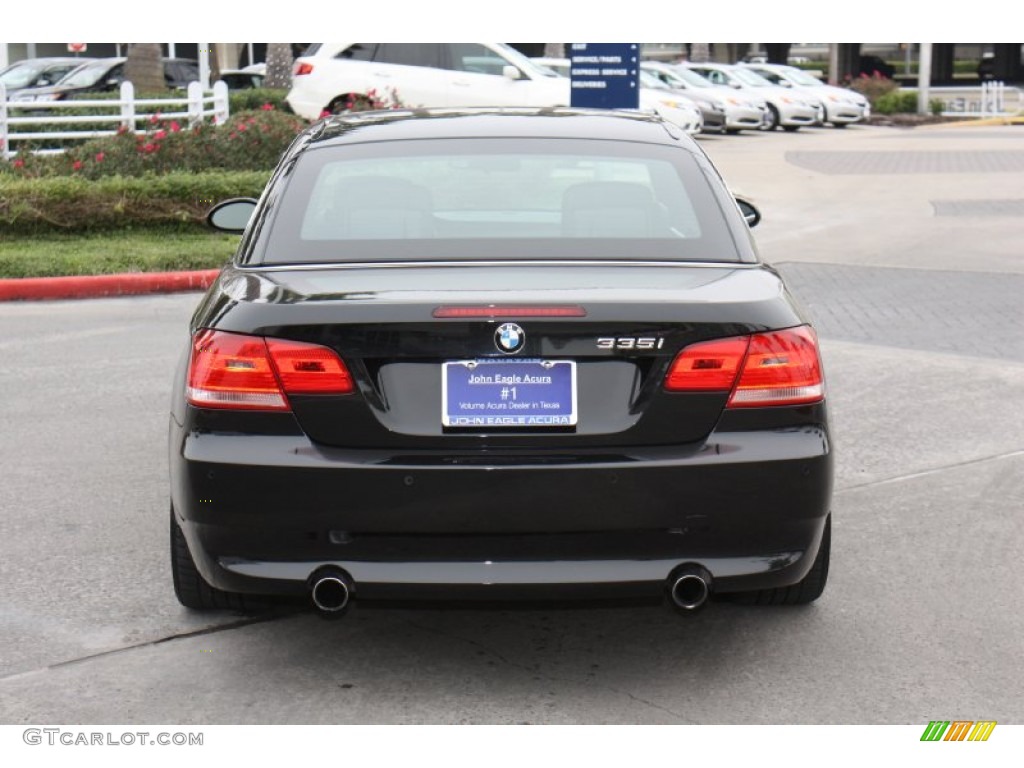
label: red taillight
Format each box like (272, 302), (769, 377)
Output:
(266, 337), (354, 395)
(664, 336), (749, 391)
(664, 326), (824, 407)
(433, 305), (587, 318)
(728, 326), (824, 407)
(187, 330), (353, 411)
(293, 62), (314, 76)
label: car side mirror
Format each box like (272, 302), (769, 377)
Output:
(735, 197), (761, 227)
(207, 198), (258, 233)
(503, 65), (522, 80)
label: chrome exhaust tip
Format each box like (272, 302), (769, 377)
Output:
(310, 568), (352, 615)
(668, 565), (712, 612)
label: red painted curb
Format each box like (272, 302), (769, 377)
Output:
(0, 269), (221, 302)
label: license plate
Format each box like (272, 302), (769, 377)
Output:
(442, 359), (577, 427)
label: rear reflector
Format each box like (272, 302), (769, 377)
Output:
(433, 305), (587, 318)
(664, 326), (824, 407)
(187, 330), (353, 411)
(728, 326), (824, 407)
(293, 62), (314, 76)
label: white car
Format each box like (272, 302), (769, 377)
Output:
(287, 43), (571, 119)
(532, 57), (703, 136)
(681, 62), (822, 131)
(739, 63), (870, 127)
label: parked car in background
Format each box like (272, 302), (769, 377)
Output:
(11, 57), (199, 102)
(658, 63), (769, 133)
(287, 43), (571, 118)
(174, 107), (832, 615)
(739, 63), (869, 127)
(640, 62), (728, 134)
(0, 57), (92, 97)
(639, 69), (724, 134)
(532, 57), (703, 136)
(219, 69), (265, 90)
(681, 62), (821, 131)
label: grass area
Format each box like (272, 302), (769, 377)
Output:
(0, 230), (239, 279)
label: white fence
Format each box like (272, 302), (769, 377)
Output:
(0, 80), (230, 160)
(932, 81), (1020, 118)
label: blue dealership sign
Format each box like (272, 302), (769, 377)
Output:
(569, 43), (640, 110)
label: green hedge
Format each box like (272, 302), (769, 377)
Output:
(0, 171), (270, 234)
(228, 88), (291, 113)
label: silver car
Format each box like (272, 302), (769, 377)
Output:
(682, 62), (821, 131)
(639, 66), (726, 134)
(657, 63), (769, 133)
(740, 63), (869, 127)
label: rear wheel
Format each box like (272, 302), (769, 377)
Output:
(731, 515), (830, 605)
(170, 506), (250, 611)
(783, 125), (800, 132)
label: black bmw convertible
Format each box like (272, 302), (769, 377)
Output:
(169, 107), (832, 615)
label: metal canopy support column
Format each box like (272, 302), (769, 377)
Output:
(918, 43), (932, 114)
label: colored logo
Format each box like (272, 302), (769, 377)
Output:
(921, 721), (996, 742)
(495, 323), (525, 354)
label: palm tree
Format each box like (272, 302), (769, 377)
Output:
(123, 43), (165, 92)
(265, 43), (294, 90)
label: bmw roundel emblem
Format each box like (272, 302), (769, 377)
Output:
(495, 322), (525, 354)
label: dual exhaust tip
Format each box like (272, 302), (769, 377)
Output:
(308, 564), (712, 615)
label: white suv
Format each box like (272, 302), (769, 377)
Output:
(287, 43), (571, 119)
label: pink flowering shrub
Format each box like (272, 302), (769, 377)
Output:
(3, 110), (304, 179)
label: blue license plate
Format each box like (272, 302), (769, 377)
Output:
(442, 359), (577, 427)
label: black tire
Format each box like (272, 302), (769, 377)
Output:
(731, 515), (830, 606)
(764, 104), (780, 131)
(832, 122), (848, 129)
(170, 506), (250, 611)
(783, 125), (800, 132)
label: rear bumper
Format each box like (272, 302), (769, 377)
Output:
(171, 419), (833, 600)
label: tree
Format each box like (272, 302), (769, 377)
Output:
(123, 43), (165, 92)
(265, 43), (294, 90)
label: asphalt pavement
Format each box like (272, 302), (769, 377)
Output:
(1, 123), (1022, 724)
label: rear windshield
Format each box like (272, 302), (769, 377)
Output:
(254, 137), (742, 264)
